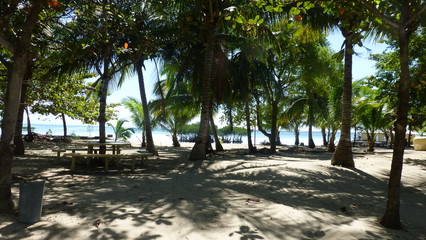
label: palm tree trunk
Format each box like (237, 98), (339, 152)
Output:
(367, 131), (375, 152)
(0, 0), (43, 213)
(380, 21), (411, 229)
(209, 105), (223, 151)
(308, 105), (315, 148)
(172, 131), (180, 147)
(61, 112), (67, 138)
(14, 81), (29, 155)
(276, 129), (282, 146)
(255, 98), (273, 150)
(142, 131), (146, 147)
(331, 36), (354, 167)
(244, 95), (256, 153)
(328, 129), (337, 152)
(321, 127), (327, 146)
(0, 54), (30, 213)
(98, 75), (109, 153)
(294, 128), (300, 146)
(24, 107), (32, 138)
(269, 101), (278, 153)
(389, 126), (395, 148)
(135, 59), (158, 155)
(353, 124), (357, 146)
(189, 34), (214, 161)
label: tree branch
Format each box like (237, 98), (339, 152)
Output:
(0, 34), (15, 53)
(0, 0), (20, 30)
(406, 4), (426, 28)
(356, 0), (400, 30)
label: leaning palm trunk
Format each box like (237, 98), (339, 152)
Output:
(380, 21), (411, 229)
(327, 128), (338, 152)
(0, 53), (31, 213)
(209, 107), (224, 151)
(172, 132), (180, 147)
(331, 36), (355, 167)
(135, 59), (158, 155)
(0, 0), (43, 213)
(189, 34), (214, 161)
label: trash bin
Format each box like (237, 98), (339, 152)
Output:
(18, 181), (45, 223)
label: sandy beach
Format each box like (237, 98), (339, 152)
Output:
(0, 141), (425, 240)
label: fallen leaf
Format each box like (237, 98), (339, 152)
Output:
(94, 219), (101, 228)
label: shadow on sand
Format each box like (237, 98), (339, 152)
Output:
(1, 144), (425, 240)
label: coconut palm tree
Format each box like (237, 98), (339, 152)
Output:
(150, 78), (199, 147)
(122, 97), (146, 147)
(108, 119), (135, 141)
(351, 0), (426, 228)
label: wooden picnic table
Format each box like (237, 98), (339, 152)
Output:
(76, 140), (131, 154)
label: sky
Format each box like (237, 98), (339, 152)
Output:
(29, 31), (388, 127)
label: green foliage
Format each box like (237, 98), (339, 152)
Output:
(107, 119), (135, 141)
(353, 80), (393, 150)
(122, 97), (145, 132)
(217, 126), (247, 136)
(367, 28), (426, 133)
(414, 121), (426, 136)
(29, 73), (116, 124)
(178, 123), (200, 135)
(150, 77), (199, 144)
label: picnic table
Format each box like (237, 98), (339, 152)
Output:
(64, 141), (151, 171)
(76, 140), (131, 154)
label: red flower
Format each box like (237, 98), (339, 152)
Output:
(48, 1), (60, 8)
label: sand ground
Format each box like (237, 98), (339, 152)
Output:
(0, 141), (425, 240)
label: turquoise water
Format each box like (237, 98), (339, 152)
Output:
(19, 123), (339, 146)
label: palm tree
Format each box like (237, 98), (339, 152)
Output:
(56, 1), (133, 153)
(150, 78), (199, 147)
(164, 0), (255, 160)
(122, 97), (146, 147)
(108, 119), (135, 141)
(353, 0), (426, 228)
(357, 103), (391, 152)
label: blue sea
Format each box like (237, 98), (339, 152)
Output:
(18, 123), (340, 147)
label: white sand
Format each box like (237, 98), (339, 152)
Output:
(0, 142), (425, 240)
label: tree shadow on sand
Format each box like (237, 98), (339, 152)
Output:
(1, 145), (425, 240)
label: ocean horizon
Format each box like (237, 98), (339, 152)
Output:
(17, 123), (341, 147)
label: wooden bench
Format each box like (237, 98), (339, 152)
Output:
(66, 147), (90, 153)
(52, 149), (66, 160)
(64, 152), (152, 171)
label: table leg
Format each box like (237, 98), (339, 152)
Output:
(131, 156), (136, 171)
(104, 158), (109, 170)
(71, 156), (76, 171)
